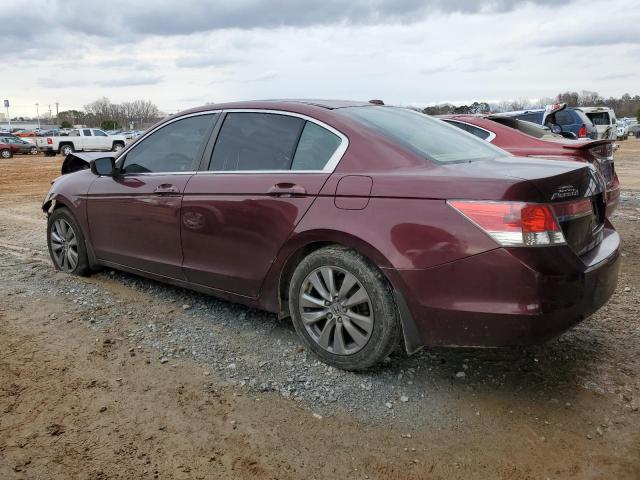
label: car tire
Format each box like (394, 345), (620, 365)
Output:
(47, 208), (91, 276)
(288, 245), (401, 371)
(112, 142), (124, 152)
(60, 144), (74, 156)
(30, 146), (38, 155)
(1, 148), (12, 159)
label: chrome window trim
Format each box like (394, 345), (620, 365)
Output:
(206, 108), (349, 174)
(442, 119), (497, 143)
(116, 108), (349, 176)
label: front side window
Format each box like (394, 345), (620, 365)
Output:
(340, 107), (506, 163)
(210, 113), (303, 171)
(120, 114), (218, 174)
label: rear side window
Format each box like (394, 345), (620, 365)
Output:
(291, 122), (341, 170)
(121, 114), (218, 174)
(210, 113), (304, 171)
(442, 120), (492, 141)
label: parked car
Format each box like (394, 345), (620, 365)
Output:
(616, 120), (630, 140)
(36, 128), (127, 156)
(42, 100), (620, 370)
(576, 107), (617, 140)
(497, 104), (598, 140)
(0, 135), (39, 155)
(0, 141), (13, 159)
(439, 114), (620, 216)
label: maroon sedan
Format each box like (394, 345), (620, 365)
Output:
(42, 100), (620, 370)
(440, 114), (620, 217)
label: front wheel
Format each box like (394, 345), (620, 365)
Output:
(47, 208), (91, 276)
(288, 246), (401, 370)
(0, 148), (12, 159)
(30, 146), (38, 155)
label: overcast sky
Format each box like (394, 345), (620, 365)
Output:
(3, 0), (639, 117)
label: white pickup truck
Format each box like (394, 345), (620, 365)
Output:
(37, 128), (127, 156)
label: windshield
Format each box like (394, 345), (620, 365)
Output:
(338, 106), (508, 163)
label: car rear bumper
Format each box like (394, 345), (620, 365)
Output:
(386, 226), (620, 349)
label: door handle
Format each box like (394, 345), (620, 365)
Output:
(153, 184), (179, 195)
(267, 183), (307, 197)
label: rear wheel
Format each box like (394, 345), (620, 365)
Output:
(29, 146), (38, 155)
(288, 246), (401, 370)
(47, 208), (91, 276)
(60, 144), (74, 156)
(0, 148), (12, 159)
(112, 142), (124, 153)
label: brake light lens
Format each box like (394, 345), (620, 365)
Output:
(589, 143), (613, 161)
(448, 200), (565, 247)
(551, 198), (593, 221)
(47, 137), (52, 144)
(578, 124), (587, 138)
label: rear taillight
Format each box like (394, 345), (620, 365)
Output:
(578, 124), (587, 138)
(551, 198), (593, 221)
(589, 143), (613, 161)
(448, 200), (565, 247)
(47, 138), (52, 145)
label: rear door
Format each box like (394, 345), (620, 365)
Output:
(92, 129), (111, 150)
(181, 111), (346, 297)
(81, 129), (99, 150)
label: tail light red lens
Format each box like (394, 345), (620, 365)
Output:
(47, 138), (52, 144)
(448, 200), (565, 247)
(578, 124), (587, 138)
(551, 198), (593, 221)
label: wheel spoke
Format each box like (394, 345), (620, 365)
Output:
(300, 293), (326, 309)
(332, 322), (347, 354)
(319, 267), (337, 297)
(309, 271), (331, 301)
(67, 249), (78, 270)
(343, 286), (369, 308)
(345, 311), (373, 333)
(55, 249), (65, 266)
(50, 230), (64, 244)
(317, 318), (336, 349)
(60, 250), (68, 270)
(343, 319), (369, 347)
(338, 272), (357, 299)
(65, 225), (75, 242)
(301, 309), (329, 325)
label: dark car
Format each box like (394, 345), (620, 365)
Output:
(42, 100), (620, 370)
(499, 105), (598, 140)
(439, 115), (620, 216)
(0, 136), (39, 155)
(0, 141), (13, 159)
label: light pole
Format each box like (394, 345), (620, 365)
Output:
(35, 103), (41, 129)
(3, 100), (9, 131)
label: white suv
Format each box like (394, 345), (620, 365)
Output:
(576, 107), (617, 140)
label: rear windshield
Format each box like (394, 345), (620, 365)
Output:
(585, 112), (611, 126)
(338, 106), (507, 163)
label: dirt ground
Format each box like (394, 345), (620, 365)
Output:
(1, 142), (639, 479)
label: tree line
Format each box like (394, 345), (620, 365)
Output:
(57, 97), (162, 130)
(423, 91), (640, 120)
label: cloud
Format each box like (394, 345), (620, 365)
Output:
(175, 56), (238, 68)
(95, 76), (164, 87)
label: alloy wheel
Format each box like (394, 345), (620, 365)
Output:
(1, 150), (11, 159)
(50, 218), (79, 272)
(298, 266), (374, 355)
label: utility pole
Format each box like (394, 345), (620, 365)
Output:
(3, 100), (9, 131)
(48, 104), (52, 118)
(55, 102), (59, 117)
(35, 103), (41, 129)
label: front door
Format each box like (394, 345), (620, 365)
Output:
(181, 111), (345, 297)
(87, 113), (219, 279)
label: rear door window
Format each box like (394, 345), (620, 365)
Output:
(554, 110), (575, 125)
(83, 129), (93, 136)
(121, 114), (218, 174)
(209, 113), (304, 171)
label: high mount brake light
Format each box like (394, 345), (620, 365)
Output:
(448, 200), (565, 247)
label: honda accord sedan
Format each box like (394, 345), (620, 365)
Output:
(43, 100), (620, 370)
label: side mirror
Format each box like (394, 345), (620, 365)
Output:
(91, 157), (116, 176)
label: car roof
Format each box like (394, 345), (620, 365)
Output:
(181, 99), (374, 115)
